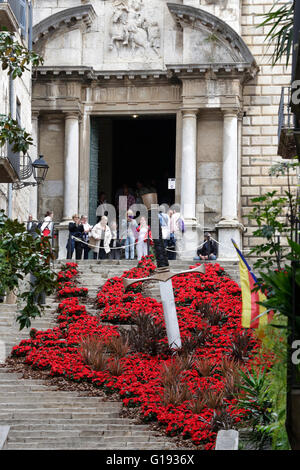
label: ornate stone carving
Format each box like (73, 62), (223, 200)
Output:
(109, 0), (161, 55)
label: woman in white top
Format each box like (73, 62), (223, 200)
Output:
(91, 216), (112, 260)
(136, 216), (149, 261)
(40, 211), (54, 237)
(81, 215), (92, 260)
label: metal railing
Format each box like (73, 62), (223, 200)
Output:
(0, 0), (27, 37)
(7, 145), (20, 177)
(277, 86), (298, 159)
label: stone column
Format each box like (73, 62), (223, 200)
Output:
(180, 109), (199, 259)
(216, 109), (244, 259)
(63, 113), (79, 220)
(58, 112), (80, 259)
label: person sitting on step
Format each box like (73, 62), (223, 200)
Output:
(194, 233), (218, 261)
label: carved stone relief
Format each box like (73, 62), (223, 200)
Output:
(108, 0), (161, 57)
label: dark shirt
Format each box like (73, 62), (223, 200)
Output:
(69, 222), (84, 240)
(27, 221), (39, 239)
(197, 239), (218, 257)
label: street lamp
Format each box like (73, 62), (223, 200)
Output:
(32, 155), (49, 185)
(13, 154), (49, 190)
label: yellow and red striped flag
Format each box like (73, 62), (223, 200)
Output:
(231, 239), (273, 329)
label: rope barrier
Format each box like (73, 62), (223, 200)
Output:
(71, 235), (208, 254)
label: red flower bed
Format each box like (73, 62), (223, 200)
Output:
(11, 256), (266, 449)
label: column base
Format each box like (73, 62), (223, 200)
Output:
(216, 218), (244, 259)
(57, 222), (70, 260)
(179, 219), (200, 261)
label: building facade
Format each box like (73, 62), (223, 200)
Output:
(31, 0), (294, 259)
(0, 0), (37, 222)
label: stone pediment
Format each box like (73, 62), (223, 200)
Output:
(32, 5), (97, 44)
(32, 1), (256, 78)
(167, 3), (255, 67)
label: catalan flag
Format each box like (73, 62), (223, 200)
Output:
(231, 239), (273, 329)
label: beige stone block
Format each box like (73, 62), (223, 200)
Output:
(256, 75), (272, 85)
(260, 186), (282, 195)
(243, 126), (261, 135)
(261, 146), (278, 155)
(241, 186), (260, 196)
(251, 115), (273, 126)
(261, 126), (278, 135)
(251, 96), (272, 106)
(250, 176), (279, 186)
(243, 146), (261, 155)
(251, 136), (273, 145)
(242, 166), (261, 176)
(262, 105), (280, 115)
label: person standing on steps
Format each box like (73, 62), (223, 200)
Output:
(120, 209), (138, 260)
(80, 215), (92, 260)
(67, 214), (84, 260)
(109, 221), (121, 260)
(91, 216), (112, 260)
(136, 216), (151, 261)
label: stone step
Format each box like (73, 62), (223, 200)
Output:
(8, 429), (157, 438)
(9, 423), (151, 431)
(0, 401), (122, 409)
(0, 418), (134, 425)
(6, 443), (171, 450)
(7, 435), (167, 444)
(0, 411), (122, 420)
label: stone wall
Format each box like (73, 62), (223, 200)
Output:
(0, 26), (36, 223)
(240, 0), (297, 252)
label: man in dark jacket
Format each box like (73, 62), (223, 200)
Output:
(194, 233), (218, 260)
(67, 215), (84, 260)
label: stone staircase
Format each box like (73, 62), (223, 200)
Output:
(0, 258), (239, 450)
(69, 259), (240, 302)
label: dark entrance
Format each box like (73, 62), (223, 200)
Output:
(89, 115), (176, 225)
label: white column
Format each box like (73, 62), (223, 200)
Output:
(221, 110), (238, 220)
(181, 109), (197, 221)
(63, 113), (79, 221)
(217, 109), (243, 259)
(180, 109), (199, 259)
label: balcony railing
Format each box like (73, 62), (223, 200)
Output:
(278, 86), (298, 159)
(0, 0), (27, 37)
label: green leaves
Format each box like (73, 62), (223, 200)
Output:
(258, 0), (294, 67)
(0, 114), (33, 154)
(0, 30), (43, 79)
(0, 211), (57, 330)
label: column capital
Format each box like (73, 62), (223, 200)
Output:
(221, 107), (240, 117)
(181, 108), (199, 118)
(64, 111), (81, 120)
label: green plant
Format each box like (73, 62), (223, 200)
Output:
(0, 29), (43, 78)
(236, 366), (274, 449)
(0, 211), (57, 329)
(0, 114), (34, 154)
(256, 321), (290, 450)
(249, 162), (299, 272)
(258, 0), (294, 67)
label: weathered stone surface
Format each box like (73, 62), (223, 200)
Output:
(215, 429), (239, 450)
